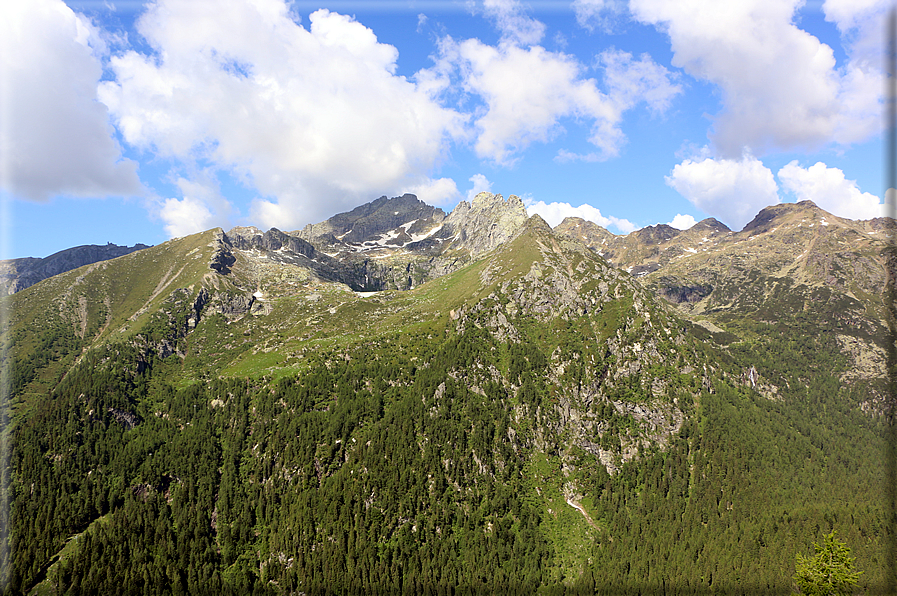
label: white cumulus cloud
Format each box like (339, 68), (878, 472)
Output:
(601, 48), (681, 114)
(824, 0), (888, 146)
(572, 0), (627, 32)
(482, 0), (546, 46)
(160, 197), (216, 238)
(665, 154), (780, 230)
(99, 1), (464, 231)
(668, 214), (697, 229)
(159, 175), (232, 237)
(886, 188), (897, 212)
(402, 177), (460, 206)
(777, 161), (882, 220)
(428, 39), (680, 165)
(0, 0), (141, 201)
(466, 174), (494, 201)
(524, 199), (635, 233)
(630, 0), (883, 156)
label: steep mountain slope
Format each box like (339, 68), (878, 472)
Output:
(556, 201), (893, 406)
(0, 196), (890, 594)
(0, 242), (150, 296)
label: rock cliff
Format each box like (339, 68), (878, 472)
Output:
(436, 192), (528, 257)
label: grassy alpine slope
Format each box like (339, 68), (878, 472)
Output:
(0, 215), (889, 594)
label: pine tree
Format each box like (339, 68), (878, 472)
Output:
(793, 531), (862, 596)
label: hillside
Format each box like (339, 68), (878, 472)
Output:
(557, 201), (894, 409)
(0, 195), (891, 594)
(0, 242), (151, 296)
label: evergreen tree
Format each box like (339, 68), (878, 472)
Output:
(793, 532), (862, 596)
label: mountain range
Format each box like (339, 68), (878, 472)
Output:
(0, 192), (892, 594)
(0, 242), (151, 296)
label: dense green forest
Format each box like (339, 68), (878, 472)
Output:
(0, 289), (889, 596)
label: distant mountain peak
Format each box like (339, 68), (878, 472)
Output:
(0, 242), (151, 295)
(296, 193), (445, 245)
(523, 213), (552, 233)
(741, 200), (832, 234)
(692, 218), (730, 233)
(632, 223), (681, 244)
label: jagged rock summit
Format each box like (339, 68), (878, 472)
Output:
(439, 192), (528, 256)
(289, 191), (528, 259)
(218, 192), (529, 292)
(296, 193), (446, 246)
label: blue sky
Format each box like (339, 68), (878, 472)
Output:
(0, 0), (890, 258)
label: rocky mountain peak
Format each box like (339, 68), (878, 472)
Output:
(691, 218), (731, 234)
(523, 213), (552, 233)
(227, 225), (263, 238)
(553, 217), (617, 249)
(441, 192), (528, 256)
(741, 200), (831, 234)
(296, 193), (445, 244)
(632, 223), (680, 244)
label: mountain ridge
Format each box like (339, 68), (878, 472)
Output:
(0, 241), (151, 295)
(0, 192), (891, 594)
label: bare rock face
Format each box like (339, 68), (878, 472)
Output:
(226, 227), (318, 259)
(295, 194), (446, 245)
(439, 192), (528, 257)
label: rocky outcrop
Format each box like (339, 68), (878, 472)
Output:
(226, 227), (318, 258)
(187, 288), (210, 329)
(213, 292), (256, 318)
(108, 407), (139, 429)
(438, 192), (528, 257)
(209, 232), (236, 275)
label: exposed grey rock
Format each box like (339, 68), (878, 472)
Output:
(187, 288), (210, 329)
(108, 407), (139, 429)
(250, 300), (273, 316)
(296, 194), (446, 244)
(438, 192), (528, 257)
(221, 193), (529, 293)
(209, 232), (237, 275)
(214, 292), (256, 318)
(226, 227), (318, 258)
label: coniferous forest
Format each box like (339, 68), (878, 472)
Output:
(0, 215), (892, 595)
(1, 304), (890, 595)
